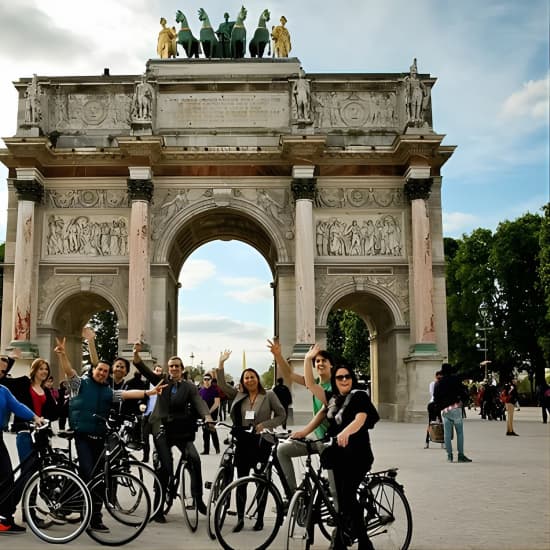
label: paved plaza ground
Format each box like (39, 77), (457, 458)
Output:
(4, 406), (549, 549)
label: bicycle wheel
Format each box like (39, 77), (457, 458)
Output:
(366, 478), (413, 550)
(214, 475), (284, 550)
(207, 466), (233, 539)
(285, 489), (313, 550)
(128, 460), (163, 519)
(87, 472), (151, 546)
(23, 466), (92, 544)
(180, 460), (199, 532)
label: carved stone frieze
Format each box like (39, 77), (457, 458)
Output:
(313, 91), (398, 129)
(316, 188), (404, 209)
(45, 215), (129, 257)
(46, 189), (129, 208)
(316, 214), (403, 257)
(57, 93), (132, 130)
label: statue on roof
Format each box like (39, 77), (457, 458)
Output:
(24, 74), (42, 125)
(157, 17), (177, 59)
(216, 12), (235, 58)
(403, 58), (430, 126)
(271, 16), (291, 57)
(132, 74), (154, 121)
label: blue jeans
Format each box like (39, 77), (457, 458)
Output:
(16, 432), (33, 463)
(442, 407), (464, 457)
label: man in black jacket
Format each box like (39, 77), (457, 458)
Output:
(132, 343), (212, 522)
(433, 363), (472, 463)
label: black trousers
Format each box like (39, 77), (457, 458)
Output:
(202, 410), (220, 453)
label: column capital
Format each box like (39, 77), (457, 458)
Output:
(404, 177), (433, 201)
(291, 178), (317, 201)
(14, 179), (44, 202)
(127, 178), (154, 202)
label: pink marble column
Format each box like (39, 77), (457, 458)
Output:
(127, 169), (153, 344)
(405, 174), (436, 349)
(11, 175), (44, 347)
(291, 166), (316, 346)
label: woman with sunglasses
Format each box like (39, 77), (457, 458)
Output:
(291, 364), (379, 550)
(0, 357), (59, 462)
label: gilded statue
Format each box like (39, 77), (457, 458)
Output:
(271, 15), (291, 57)
(157, 17), (177, 59)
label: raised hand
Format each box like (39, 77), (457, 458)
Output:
(54, 336), (66, 354)
(305, 343), (321, 361)
(219, 349), (232, 364)
(81, 326), (96, 341)
(266, 338), (281, 356)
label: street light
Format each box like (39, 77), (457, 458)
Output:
(475, 302), (493, 379)
(189, 352), (195, 367)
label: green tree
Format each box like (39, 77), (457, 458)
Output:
(444, 229), (495, 378)
(261, 361), (275, 389)
(490, 213), (548, 388)
(86, 310), (119, 364)
(327, 309), (370, 378)
(538, 203), (550, 362)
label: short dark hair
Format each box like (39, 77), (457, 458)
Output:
(314, 349), (334, 367)
(276, 377), (284, 384)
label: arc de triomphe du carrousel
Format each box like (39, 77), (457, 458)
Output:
(0, 13), (454, 422)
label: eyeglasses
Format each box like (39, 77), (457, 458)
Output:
(335, 374), (352, 381)
(203, 377), (212, 382)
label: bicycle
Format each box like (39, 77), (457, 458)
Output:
(153, 419), (209, 532)
(57, 414), (163, 521)
(213, 430), (292, 550)
(0, 420), (92, 544)
(204, 422), (243, 540)
(55, 416), (152, 546)
(285, 438), (413, 550)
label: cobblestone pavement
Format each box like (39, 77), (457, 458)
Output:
(3, 407), (549, 549)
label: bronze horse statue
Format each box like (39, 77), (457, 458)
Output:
(175, 10), (200, 58)
(249, 9), (270, 58)
(198, 8), (222, 58)
(230, 6), (247, 58)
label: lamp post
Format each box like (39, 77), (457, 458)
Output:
(476, 302), (493, 379)
(189, 352), (195, 368)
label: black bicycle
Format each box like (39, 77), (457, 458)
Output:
(204, 422), (242, 540)
(0, 421), (92, 544)
(213, 430), (292, 550)
(153, 420), (208, 532)
(285, 439), (413, 550)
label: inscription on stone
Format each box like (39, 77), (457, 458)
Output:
(159, 93), (289, 128)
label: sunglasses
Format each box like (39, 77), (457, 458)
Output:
(335, 374), (352, 381)
(203, 377), (212, 381)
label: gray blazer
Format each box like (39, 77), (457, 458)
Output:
(216, 367), (285, 430)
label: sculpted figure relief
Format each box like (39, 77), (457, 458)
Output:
(45, 215), (129, 256)
(132, 74), (154, 120)
(403, 58), (430, 126)
(316, 215), (403, 257)
(157, 17), (178, 58)
(293, 70), (311, 122)
(24, 74), (42, 125)
(271, 16), (291, 57)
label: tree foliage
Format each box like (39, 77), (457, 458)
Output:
(86, 310), (119, 364)
(261, 361), (275, 389)
(445, 211), (549, 392)
(327, 309), (370, 378)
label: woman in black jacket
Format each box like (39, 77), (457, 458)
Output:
(0, 357), (59, 461)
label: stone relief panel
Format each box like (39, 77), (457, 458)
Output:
(44, 215), (129, 257)
(315, 214), (403, 257)
(315, 274), (409, 325)
(151, 187), (295, 241)
(313, 91), (399, 129)
(315, 188), (404, 209)
(46, 189), (129, 209)
(50, 92), (133, 131)
(37, 274), (126, 323)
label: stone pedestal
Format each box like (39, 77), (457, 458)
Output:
(403, 352), (443, 422)
(131, 120), (153, 136)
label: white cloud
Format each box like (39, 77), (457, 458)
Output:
(500, 73), (550, 123)
(225, 285), (272, 304)
(443, 212), (481, 237)
(180, 259), (216, 289)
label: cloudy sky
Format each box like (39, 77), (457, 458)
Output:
(0, 1), (548, 377)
